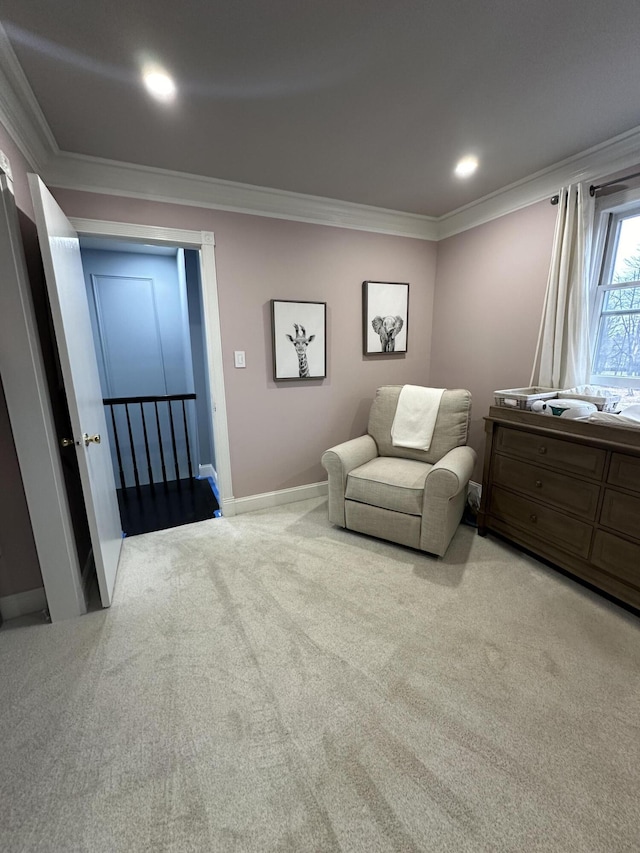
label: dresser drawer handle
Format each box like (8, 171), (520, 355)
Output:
(538, 446), (547, 455)
(530, 514), (537, 523)
(535, 480), (542, 488)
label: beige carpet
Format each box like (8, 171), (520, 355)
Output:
(1, 498), (639, 852)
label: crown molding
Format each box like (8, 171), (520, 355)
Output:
(45, 125), (640, 243)
(0, 23), (58, 170)
(44, 151), (439, 241)
(1, 16), (640, 241)
(437, 124), (640, 239)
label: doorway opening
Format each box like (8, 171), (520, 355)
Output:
(78, 236), (220, 536)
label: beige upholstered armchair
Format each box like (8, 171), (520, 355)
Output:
(321, 386), (476, 556)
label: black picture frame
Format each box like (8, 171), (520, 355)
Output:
(271, 299), (327, 381)
(362, 281), (409, 355)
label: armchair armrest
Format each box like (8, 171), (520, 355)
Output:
(321, 435), (378, 527)
(424, 445), (477, 500)
(420, 445), (477, 556)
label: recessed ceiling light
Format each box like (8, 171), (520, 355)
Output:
(454, 155), (478, 178)
(142, 67), (176, 102)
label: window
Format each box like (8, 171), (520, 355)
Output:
(591, 200), (640, 390)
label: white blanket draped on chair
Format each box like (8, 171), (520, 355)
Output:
(391, 385), (445, 451)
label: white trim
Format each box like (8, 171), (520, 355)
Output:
(0, 23), (58, 170)
(0, 587), (47, 621)
(49, 151), (438, 240)
(70, 218), (206, 248)
(468, 480), (482, 501)
(228, 481), (328, 516)
(195, 235), (233, 507)
(198, 464), (220, 509)
(69, 218), (235, 510)
(46, 124), (640, 240)
(437, 125), (640, 239)
(198, 463), (217, 485)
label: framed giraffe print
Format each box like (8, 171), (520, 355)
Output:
(271, 299), (327, 381)
(363, 281), (409, 355)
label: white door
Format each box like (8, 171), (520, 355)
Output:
(29, 175), (122, 606)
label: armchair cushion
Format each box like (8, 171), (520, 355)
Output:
(346, 457), (431, 516)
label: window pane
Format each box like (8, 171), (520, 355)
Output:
(611, 215), (640, 283)
(594, 313), (640, 377)
(602, 285), (640, 311)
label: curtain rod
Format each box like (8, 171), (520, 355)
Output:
(589, 168), (640, 196)
(550, 168), (640, 204)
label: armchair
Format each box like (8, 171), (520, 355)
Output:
(321, 386), (476, 556)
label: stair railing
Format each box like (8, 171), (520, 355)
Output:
(103, 393), (196, 490)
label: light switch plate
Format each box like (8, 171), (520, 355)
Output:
(234, 350), (246, 368)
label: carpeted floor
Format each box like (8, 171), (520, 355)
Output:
(1, 497), (639, 852)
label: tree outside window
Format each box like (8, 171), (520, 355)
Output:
(592, 213), (640, 383)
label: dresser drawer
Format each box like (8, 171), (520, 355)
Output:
(493, 455), (600, 520)
(490, 486), (593, 558)
(600, 488), (640, 539)
(608, 452), (640, 495)
(495, 426), (606, 478)
(591, 530), (640, 589)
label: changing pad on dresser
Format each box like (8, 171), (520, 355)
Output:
(587, 404), (640, 429)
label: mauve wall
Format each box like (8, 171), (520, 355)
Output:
(0, 111), (559, 601)
(430, 200), (557, 478)
(0, 124), (43, 598)
(52, 188), (438, 498)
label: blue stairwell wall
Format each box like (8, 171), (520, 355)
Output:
(82, 247), (213, 487)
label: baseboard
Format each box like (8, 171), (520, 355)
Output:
(198, 463), (217, 485)
(468, 480), (482, 498)
(0, 586), (47, 620)
(228, 481), (328, 516)
(198, 464), (221, 510)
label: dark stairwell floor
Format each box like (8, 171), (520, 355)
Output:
(117, 477), (219, 536)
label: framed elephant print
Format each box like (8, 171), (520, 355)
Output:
(271, 299), (327, 381)
(362, 281), (409, 355)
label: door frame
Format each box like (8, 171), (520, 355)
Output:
(69, 218), (234, 513)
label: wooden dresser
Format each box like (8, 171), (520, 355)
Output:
(478, 407), (640, 610)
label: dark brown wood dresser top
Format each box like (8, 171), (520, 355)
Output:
(478, 406), (640, 610)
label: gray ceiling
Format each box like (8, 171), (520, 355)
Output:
(3, 1), (640, 217)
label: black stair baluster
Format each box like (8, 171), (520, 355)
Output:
(182, 397), (194, 485)
(140, 402), (154, 487)
(103, 393), (198, 491)
(124, 402), (140, 489)
(108, 403), (126, 490)
(154, 401), (168, 485)
(168, 400), (181, 483)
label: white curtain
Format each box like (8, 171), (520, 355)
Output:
(530, 182), (595, 389)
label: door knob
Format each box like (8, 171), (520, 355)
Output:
(83, 433), (101, 447)
(61, 437), (76, 448)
